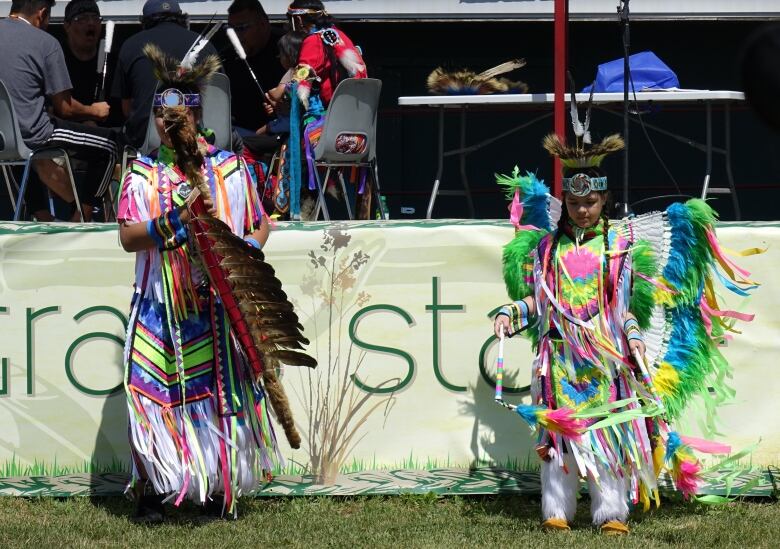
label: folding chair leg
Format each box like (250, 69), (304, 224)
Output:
(372, 160), (387, 220)
(102, 175), (120, 222)
(313, 165), (331, 221)
(103, 194), (114, 222)
(13, 157), (33, 221)
(61, 154), (84, 222)
(2, 165), (16, 207)
(337, 170), (354, 220)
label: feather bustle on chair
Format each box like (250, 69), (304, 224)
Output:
(427, 59), (528, 95)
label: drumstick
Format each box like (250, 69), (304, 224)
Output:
(94, 20), (115, 101)
(226, 27), (268, 99)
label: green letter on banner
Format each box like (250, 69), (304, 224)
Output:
(349, 304), (415, 394)
(425, 276), (466, 392)
(26, 306), (59, 395)
(0, 306), (7, 395)
(479, 306), (529, 395)
(65, 306), (128, 396)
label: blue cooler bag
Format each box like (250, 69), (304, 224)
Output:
(582, 51), (679, 93)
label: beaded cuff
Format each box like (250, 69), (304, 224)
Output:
(623, 317), (643, 342)
(245, 236), (262, 250)
(497, 300), (530, 337)
(147, 208), (189, 250)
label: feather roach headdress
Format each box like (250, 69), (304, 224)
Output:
(427, 59), (528, 95)
(542, 75), (624, 195)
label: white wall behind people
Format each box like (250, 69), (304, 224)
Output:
(4, 0), (779, 22)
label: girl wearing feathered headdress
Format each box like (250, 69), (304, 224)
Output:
(116, 43), (311, 522)
(492, 91), (758, 534)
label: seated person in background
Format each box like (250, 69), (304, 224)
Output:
(284, 0), (367, 110)
(112, 0), (218, 150)
(26, 0), (126, 220)
(61, 0), (123, 126)
(222, 0), (285, 156)
(276, 0), (368, 220)
(0, 0), (119, 222)
(256, 31), (305, 139)
(61, 0), (103, 113)
(250, 31), (304, 217)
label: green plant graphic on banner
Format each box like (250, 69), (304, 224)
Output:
(292, 226), (397, 485)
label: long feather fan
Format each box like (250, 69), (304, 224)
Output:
(188, 197), (316, 450)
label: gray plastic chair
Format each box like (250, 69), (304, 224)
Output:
(311, 77), (386, 220)
(0, 79), (82, 221)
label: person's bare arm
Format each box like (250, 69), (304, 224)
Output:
(50, 90), (109, 122)
(118, 219), (158, 252)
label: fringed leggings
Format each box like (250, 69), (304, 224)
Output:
(541, 443), (630, 526)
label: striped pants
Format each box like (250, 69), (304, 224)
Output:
(38, 118), (121, 204)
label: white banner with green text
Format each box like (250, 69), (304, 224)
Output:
(0, 220), (777, 496)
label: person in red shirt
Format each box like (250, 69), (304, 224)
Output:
(285, 0), (366, 109)
(269, 1), (369, 220)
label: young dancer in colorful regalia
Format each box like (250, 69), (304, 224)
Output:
(118, 43), (314, 522)
(492, 102), (758, 534)
(276, 0), (368, 219)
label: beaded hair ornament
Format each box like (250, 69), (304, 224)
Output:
(287, 4), (328, 31)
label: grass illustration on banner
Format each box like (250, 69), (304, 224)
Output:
(292, 227), (396, 485)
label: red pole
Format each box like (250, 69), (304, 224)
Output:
(553, 0), (569, 198)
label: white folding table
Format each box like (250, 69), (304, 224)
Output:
(398, 91), (745, 219)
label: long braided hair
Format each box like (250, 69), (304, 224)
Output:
(143, 44), (221, 199)
(163, 106), (208, 194)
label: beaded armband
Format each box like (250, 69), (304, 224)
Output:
(497, 300), (531, 337)
(623, 317), (643, 342)
(146, 208), (189, 250)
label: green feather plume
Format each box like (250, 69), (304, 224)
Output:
(502, 229), (547, 302)
(629, 240), (657, 330)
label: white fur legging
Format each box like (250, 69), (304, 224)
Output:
(540, 445), (630, 526)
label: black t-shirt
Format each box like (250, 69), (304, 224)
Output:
(111, 22), (218, 148)
(62, 44), (99, 106)
(61, 42), (124, 127)
(220, 26), (285, 132)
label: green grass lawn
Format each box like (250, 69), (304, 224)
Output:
(0, 495), (778, 548)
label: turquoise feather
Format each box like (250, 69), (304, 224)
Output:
(495, 168), (553, 231)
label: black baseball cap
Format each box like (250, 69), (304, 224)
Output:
(64, 0), (101, 22)
(142, 0), (182, 17)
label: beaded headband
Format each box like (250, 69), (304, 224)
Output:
(561, 173), (608, 196)
(287, 7), (327, 16)
(153, 88), (201, 108)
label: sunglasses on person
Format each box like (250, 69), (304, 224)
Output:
(70, 14), (103, 24)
